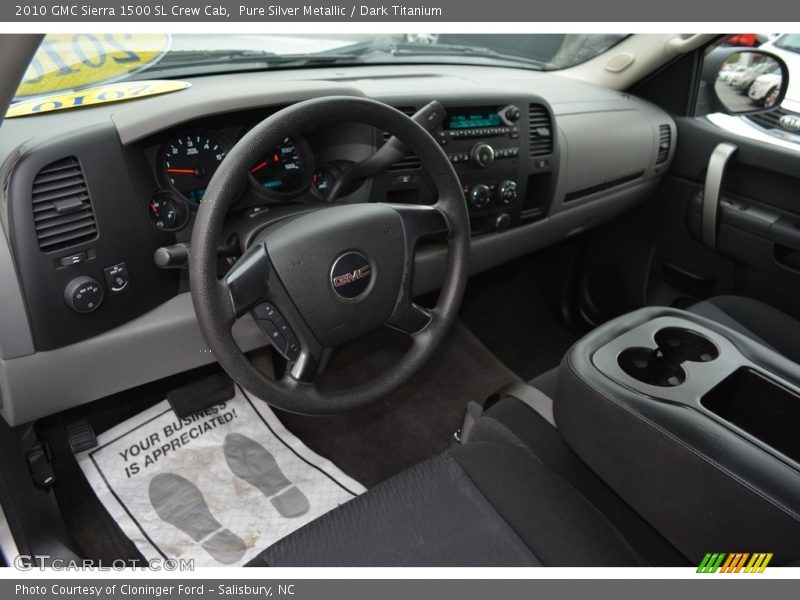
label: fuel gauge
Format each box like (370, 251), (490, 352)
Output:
(311, 165), (338, 199)
(148, 191), (189, 232)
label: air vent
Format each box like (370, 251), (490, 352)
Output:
(31, 157), (98, 252)
(657, 124), (671, 164)
(529, 103), (553, 157)
(383, 107), (422, 172)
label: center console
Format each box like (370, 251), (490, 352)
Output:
(372, 98), (556, 236)
(555, 307), (800, 565)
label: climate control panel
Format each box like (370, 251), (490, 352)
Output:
(434, 105), (524, 230)
(377, 98), (555, 236)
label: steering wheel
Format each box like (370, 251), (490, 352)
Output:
(190, 96), (470, 415)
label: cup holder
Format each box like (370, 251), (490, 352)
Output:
(618, 328), (719, 388)
(654, 327), (719, 363)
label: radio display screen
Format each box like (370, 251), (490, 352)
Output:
(445, 108), (503, 130)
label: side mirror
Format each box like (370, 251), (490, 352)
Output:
(701, 47), (789, 115)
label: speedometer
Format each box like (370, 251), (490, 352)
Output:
(249, 136), (312, 197)
(161, 131), (230, 204)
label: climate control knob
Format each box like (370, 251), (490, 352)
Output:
(471, 143), (495, 168)
(469, 184), (492, 208)
(64, 276), (104, 314)
(498, 180), (518, 204)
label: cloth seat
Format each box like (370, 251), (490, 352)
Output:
(688, 295), (800, 364)
(249, 395), (687, 567)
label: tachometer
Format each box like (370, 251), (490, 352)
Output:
(249, 136), (312, 197)
(161, 131), (230, 204)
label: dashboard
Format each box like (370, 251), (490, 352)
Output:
(0, 63), (676, 425)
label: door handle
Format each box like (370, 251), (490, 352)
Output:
(702, 142), (737, 249)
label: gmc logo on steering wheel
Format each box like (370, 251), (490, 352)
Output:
(332, 265), (371, 288)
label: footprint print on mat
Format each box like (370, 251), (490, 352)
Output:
(148, 473), (247, 564)
(223, 433), (310, 518)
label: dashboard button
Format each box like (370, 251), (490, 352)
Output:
(103, 262), (130, 296)
(59, 252), (87, 267)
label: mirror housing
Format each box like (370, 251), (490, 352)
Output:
(700, 47), (789, 116)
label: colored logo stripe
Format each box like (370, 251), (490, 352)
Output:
(697, 553), (773, 573)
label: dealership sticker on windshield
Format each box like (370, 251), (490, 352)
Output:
(5, 80), (191, 118)
(15, 33), (172, 99)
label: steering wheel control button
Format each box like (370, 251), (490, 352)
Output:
(253, 303), (301, 361)
(103, 262), (130, 296)
(330, 252), (372, 300)
(64, 276), (104, 313)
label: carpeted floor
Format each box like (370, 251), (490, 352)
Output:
(276, 322), (520, 488)
(459, 244), (583, 381)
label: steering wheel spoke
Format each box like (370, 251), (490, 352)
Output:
(224, 242), (271, 318)
(382, 203), (449, 335)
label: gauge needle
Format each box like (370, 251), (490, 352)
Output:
(167, 168), (196, 175)
(250, 161), (268, 174)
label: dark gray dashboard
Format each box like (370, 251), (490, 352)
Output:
(0, 63), (675, 425)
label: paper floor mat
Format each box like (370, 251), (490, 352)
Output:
(77, 387), (365, 567)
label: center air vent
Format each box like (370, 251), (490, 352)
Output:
(31, 157), (98, 252)
(529, 103), (553, 157)
(384, 107), (422, 171)
(657, 124), (671, 164)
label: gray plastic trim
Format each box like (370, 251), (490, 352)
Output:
(413, 179), (657, 297)
(0, 292), (265, 425)
(113, 80), (366, 144)
(0, 218), (34, 361)
(702, 142), (738, 249)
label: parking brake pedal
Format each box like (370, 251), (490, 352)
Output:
(167, 372), (235, 419)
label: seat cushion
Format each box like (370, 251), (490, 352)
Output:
(464, 395), (689, 566)
(251, 439), (658, 567)
(689, 295), (800, 364)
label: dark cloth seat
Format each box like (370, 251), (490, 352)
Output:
(688, 295), (800, 364)
(250, 396), (687, 567)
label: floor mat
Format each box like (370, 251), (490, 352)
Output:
(76, 387), (364, 567)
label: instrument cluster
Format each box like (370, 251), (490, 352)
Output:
(147, 122), (349, 232)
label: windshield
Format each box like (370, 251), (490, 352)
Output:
(14, 33), (627, 102)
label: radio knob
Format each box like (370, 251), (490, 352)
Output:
(471, 143), (495, 168)
(498, 180), (518, 204)
(64, 276), (104, 314)
(505, 106), (522, 122)
(469, 184), (492, 208)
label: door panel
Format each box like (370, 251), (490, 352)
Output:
(654, 116), (800, 319)
(576, 114), (800, 325)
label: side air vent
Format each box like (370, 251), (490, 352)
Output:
(31, 157), (98, 252)
(384, 107), (422, 171)
(529, 103), (553, 157)
(657, 124), (671, 164)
